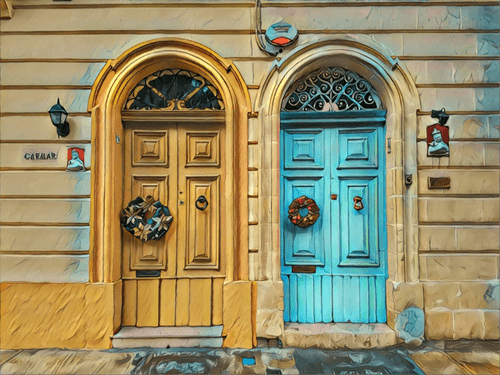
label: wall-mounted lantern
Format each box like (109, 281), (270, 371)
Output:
(48, 98), (70, 138)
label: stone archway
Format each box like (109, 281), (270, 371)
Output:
(87, 39), (254, 347)
(254, 36), (421, 341)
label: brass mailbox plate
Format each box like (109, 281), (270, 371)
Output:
(428, 177), (451, 189)
(292, 265), (316, 273)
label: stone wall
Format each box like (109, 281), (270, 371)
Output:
(0, 0), (498, 347)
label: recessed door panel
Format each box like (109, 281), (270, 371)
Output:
(338, 177), (379, 267)
(184, 176), (220, 270)
(284, 129), (325, 170)
(282, 176), (325, 267)
(129, 176), (169, 270)
(186, 132), (220, 167)
(177, 123), (226, 278)
(338, 129), (378, 169)
(133, 130), (168, 166)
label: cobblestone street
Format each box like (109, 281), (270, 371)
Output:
(1, 341), (498, 374)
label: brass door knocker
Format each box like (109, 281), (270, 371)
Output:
(353, 196), (364, 210)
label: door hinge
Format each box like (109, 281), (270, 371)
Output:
(405, 173), (413, 188)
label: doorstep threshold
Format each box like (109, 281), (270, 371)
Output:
(112, 325), (224, 339)
(282, 322), (397, 349)
(111, 326), (224, 348)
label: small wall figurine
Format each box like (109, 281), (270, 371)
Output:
(67, 147), (85, 171)
(427, 108), (450, 157)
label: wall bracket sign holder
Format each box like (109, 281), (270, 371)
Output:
(427, 108), (450, 157)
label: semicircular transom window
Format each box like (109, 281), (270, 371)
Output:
(125, 69), (224, 111)
(282, 67), (382, 112)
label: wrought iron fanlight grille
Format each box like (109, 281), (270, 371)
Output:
(125, 69), (224, 111)
(282, 67), (382, 112)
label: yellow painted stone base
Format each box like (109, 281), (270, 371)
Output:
(0, 282), (121, 349)
(222, 281), (257, 349)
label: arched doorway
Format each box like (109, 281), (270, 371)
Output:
(88, 39), (253, 347)
(253, 37), (420, 339)
(280, 67), (387, 323)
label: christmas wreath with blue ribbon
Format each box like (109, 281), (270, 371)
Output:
(120, 196), (173, 242)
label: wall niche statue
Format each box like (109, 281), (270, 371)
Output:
(67, 147), (85, 171)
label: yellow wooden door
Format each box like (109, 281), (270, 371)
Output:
(122, 121), (225, 327)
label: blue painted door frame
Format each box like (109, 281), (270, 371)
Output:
(280, 111), (388, 323)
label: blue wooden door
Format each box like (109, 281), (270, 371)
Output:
(281, 114), (387, 323)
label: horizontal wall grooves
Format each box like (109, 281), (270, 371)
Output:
(0, 85), (93, 90)
(0, 222), (90, 227)
(261, 1), (499, 7)
(0, 196), (91, 199)
(0, 251), (90, 255)
(11, 1), (498, 8)
(0, 140), (91, 144)
(2, 29), (498, 36)
(420, 250), (500, 254)
(0, 57), (277, 63)
(296, 29), (499, 34)
(418, 194), (500, 198)
(0, 59), (109, 63)
(416, 138), (500, 142)
(418, 166), (499, 170)
(417, 111), (500, 116)
(1, 56), (497, 64)
(0, 168), (91, 171)
(397, 56), (500, 61)
(0, 112), (91, 117)
(13, 2), (256, 9)
(419, 222), (500, 226)
(0, 30), (256, 36)
(416, 83), (500, 88)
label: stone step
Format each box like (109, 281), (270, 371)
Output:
(112, 326), (224, 348)
(282, 323), (398, 349)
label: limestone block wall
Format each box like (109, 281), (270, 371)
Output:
(0, 0), (498, 347)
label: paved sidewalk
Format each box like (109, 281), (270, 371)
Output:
(1, 341), (498, 374)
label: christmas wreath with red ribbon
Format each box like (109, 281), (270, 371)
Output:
(288, 195), (320, 228)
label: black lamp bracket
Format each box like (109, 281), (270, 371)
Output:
(431, 108), (449, 126)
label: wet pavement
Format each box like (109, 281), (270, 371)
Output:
(1, 341), (498, 374)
